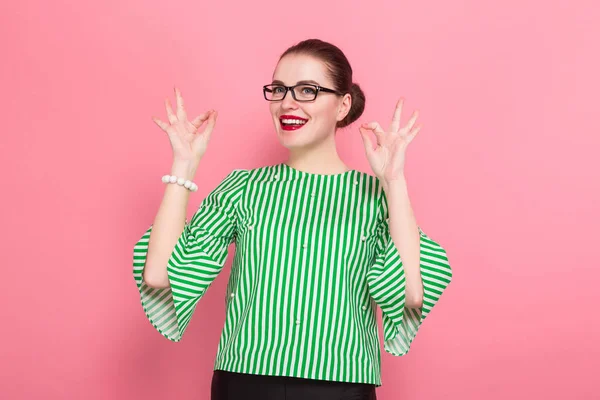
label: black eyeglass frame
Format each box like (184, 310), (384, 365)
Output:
(262, 83), (341, 102)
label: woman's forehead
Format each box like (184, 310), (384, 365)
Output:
(272, 54), (330, 85)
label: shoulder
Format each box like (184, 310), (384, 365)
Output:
(349, 169), (386, 223)
(218, 168), (250, 187)
(357, 169), (385, 195)
(225, 168), (250, 178)
(359, 171), (386, 222)
(205, 168), (250, 202)
(217, 164), (276, 194)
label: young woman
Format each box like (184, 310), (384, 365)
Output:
(133, 39), (453, 400)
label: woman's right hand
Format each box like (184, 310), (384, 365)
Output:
(152, 87), (218, 164)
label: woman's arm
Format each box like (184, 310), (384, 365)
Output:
(143, 87), (217, 288)
(359, 98), (425, 309)
(143, 160), (197, 288)
(382, 177), (424, 309)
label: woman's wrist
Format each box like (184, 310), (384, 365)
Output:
(170, 159), (198, 180)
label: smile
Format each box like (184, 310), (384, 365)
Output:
(280, 115), (308, 131)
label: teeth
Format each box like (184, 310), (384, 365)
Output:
(281, 119), (307, 125)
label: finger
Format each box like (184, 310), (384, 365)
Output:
(404, 110), (419, 133)
(408, 124), (422, 142)
(190, 111), (212, 129)
(361, 121), (385, 133)
(361, 121), (385, 144)
(152, 116), (169, 132)
(165, 98), (177, 124)
(175, 87), (187, 121)
(390, 98), (404, 133)
(203, 110), (218, 138)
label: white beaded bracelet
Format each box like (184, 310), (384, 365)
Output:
(161, 174), (198, 192)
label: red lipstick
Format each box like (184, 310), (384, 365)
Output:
(279, 115), (308, 131)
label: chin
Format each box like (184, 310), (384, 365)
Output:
(277, 126), (315, 145)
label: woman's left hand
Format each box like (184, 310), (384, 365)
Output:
(359, 98), (421, 186)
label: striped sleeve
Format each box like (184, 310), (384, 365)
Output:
(132, 169), (249, 342)
(366, 189), (452, 356)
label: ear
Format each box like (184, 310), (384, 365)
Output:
(337, 93), (352, 122)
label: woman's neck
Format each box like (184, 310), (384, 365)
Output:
(285, 137), (350, 174)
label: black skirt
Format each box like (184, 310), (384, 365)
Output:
(211, 369), (377, 400)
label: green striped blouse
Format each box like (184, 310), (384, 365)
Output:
(133, 163), (452, 386)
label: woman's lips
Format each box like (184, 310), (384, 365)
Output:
(281, 121), (306, 131)
(280, 115), (308, 131)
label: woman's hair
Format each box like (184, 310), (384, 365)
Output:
(279, 38), (366, 129)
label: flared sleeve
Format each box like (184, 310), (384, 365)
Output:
(366, 188), (452, 356)
(132, 169), (249, 341)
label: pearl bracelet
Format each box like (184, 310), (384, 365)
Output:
(161, 174), (198, 192)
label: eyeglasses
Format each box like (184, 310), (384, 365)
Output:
(263, 83), (341, 102)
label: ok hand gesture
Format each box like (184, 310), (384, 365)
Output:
(152, 87), (218, 163)
(359, 98), (421, 185)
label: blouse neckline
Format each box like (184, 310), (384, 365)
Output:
(279, 162), (356, 178)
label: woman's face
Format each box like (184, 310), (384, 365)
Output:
(269, 54), (351, 150)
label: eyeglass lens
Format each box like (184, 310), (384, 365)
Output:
(264, 85), (318, 101)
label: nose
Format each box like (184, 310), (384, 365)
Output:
(280, 88), (299, 110)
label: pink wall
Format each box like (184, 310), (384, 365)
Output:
(2, 0), (598, 399)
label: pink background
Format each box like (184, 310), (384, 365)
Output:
(2, 0), (598, 399)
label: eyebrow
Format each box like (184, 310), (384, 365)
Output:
(271, 79), (321, 86)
